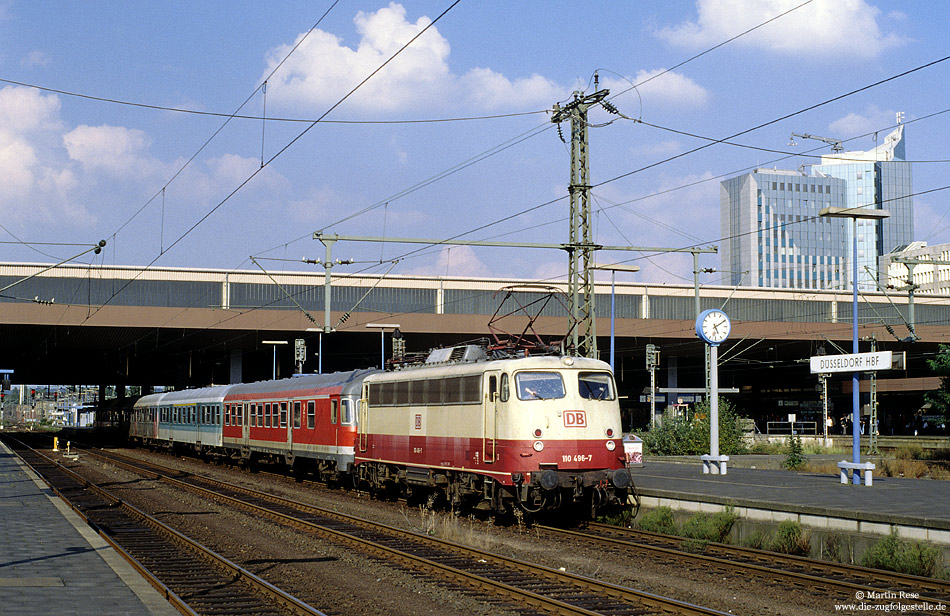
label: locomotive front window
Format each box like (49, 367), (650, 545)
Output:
(578, 372), (615, 400)
(341, 399), (354, 424)
(515, 372), (565, 400)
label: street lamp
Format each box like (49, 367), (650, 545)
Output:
(365, 323), (401, 370)
(589, 264), (640, 372)
(819, 206), (889, 485)
(262, 340), (288, 380)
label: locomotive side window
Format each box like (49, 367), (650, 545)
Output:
(341, 399), (354, 424)
(578, 372), (615, 400)
(331, 399), (338, 424)
(423, 379), (441, 404)
(515, 372), (566, 400)
(307, 401), (315, 429)
(293, 401), (301, 429)
(462, 375), (481, 402)
(500, 374), (510, 402)
(409, 380), (424, 405)
(394, 381), (409, 405)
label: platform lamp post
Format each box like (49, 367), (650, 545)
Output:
(365, 324), (401, 370)
(819, 206), (889, 485)
(262, 340), (288, 380)
(590, 264), (640, 372)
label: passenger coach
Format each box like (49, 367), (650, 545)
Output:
(222, 370), (377, 481)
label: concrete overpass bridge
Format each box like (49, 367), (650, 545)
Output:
(3, 262), (949, 431)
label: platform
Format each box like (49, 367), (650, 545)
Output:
(0, 440), (178, 616)
(632, 460), (950, 545)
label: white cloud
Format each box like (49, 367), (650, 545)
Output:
(287, 184), (342, 224)
(656, 0), (906, 59)
(828, 105), (899, 139)
(63, 124), (152, 175)
(21, 50), (51, 68)
(263, 3), (452, 112)
(405, 245), (492, 278)
(0, 85), (61, 132)
(604, 70), (709, 108)
(461, 68), (562, 110)
(263, 3), (562, 113)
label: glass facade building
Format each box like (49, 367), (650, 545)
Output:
(721, 125), (912, 290)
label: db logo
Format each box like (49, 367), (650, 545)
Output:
(563, 410), (587, 428)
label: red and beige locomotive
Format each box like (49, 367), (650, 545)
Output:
(130, 344), (633, 517)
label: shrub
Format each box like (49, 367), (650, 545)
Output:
(783, 435), (806, 470)
(768, 520), (811, 555)
(861, 531), (942, 578)
(880, 459), (929, 479)
(895, 445), (924, 461)
(636, 507), (677, 535)
(741, 530), (768, 550)
(822, 534), (845, 563)
(642, 398), (749, 456)
(680, 507), (738, 544)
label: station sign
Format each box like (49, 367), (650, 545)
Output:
(809, 351), (892, 374)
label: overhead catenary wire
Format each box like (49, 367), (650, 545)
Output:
(77, 1), (464, 326)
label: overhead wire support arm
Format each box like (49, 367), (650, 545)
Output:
(788, 132), (843, 152)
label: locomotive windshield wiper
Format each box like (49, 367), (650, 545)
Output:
(524, 388), (548, 400)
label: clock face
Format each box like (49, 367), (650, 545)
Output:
(698, 309), (730, 345)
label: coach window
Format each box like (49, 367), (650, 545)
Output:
(515, 372), (565, 400)
(280, 402), (288, 428)
(257, 403), (263, 427)
(265, 403), (271, 428)
(293, 401), (301, 429)
(500, 373), (510, 402)
(307, 401), (315, 429)
(330, 399), (338, 424)
(224, 404), (230, 426)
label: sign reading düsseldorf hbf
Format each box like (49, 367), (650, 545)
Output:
(809, 351), (893, 374)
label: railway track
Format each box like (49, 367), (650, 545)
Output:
(72, 444), (731, 616)
(1, 434), (325, 616)
(539, 522), (950, 610)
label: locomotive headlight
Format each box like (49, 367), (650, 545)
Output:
(533, 440), (544, 452)
(561, 356), (574, 366)
(605, 440), (616, 451)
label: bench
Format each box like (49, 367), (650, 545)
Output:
(838, 461), (875, 486)
(700, 454), (730, 475)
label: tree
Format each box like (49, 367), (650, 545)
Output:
(924, 344), (950, 431)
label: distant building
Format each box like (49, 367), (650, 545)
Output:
(881, 241), (950, 295)
(721, 125), (913, 290)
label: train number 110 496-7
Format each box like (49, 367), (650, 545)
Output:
(563, 454), (592, 463)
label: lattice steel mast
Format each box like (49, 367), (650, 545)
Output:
(552, 87), (610, 358)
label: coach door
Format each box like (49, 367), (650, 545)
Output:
(483, 371), (500, 463)
(242, 402), (250, 448)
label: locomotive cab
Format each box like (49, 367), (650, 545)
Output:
(494, 357), (631, 516)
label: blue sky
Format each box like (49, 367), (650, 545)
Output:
(0, 1), (947, 286)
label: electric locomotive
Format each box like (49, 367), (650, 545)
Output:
(354, 345), (632, 517)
